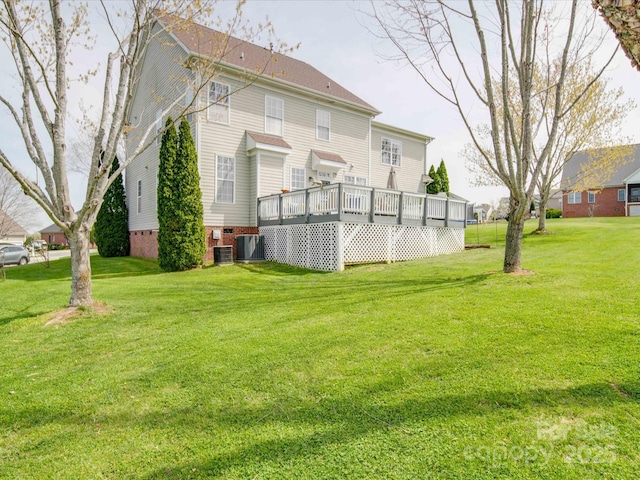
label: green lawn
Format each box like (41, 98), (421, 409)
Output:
(1, 217), (639, 479)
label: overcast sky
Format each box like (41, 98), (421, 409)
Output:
(2, 0), (640, 230)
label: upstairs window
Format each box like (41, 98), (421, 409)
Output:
(316, 110), (330, 141)
(265, 96), (284, 136)
(137, 179), (142, 214)
(381, 137), (401, 167)
(216, 156), (235, 204)
(209, 82), (230, 124)
(184, 87), (194, 123)
(567, 191), (581, 204)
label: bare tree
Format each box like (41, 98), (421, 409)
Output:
(0, 167), (39, 239)
(0, 0), (286, 306)
(593, 0), (640, 71)
(371, 0), (615, 273)
(465, 60), (633, 232)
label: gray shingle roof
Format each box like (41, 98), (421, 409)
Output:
(561, 144), (640, 189)
(159, 14), (379, 113)
(0, 210), (28, 236)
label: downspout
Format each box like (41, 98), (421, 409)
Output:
(368, 116), (372, 185)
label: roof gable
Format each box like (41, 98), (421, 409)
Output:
(157, 14), (378, 113)
(0, 210), (28, 236)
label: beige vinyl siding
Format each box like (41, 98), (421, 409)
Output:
(125, 24), (195, 230)
(197, 73), (371, 226)
(370, 127), (427, 193)
(259, 155), (284, 196)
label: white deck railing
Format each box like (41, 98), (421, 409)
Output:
(257, 184), (466, 228)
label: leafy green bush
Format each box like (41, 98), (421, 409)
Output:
(546, 208), (562, 218)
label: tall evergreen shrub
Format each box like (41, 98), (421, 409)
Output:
(427, 165), (441, 194)
(95, 156), (130, 257)
(157, 117), (206, 271)
(437, 159), (450, 196)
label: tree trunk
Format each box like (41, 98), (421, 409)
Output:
(68, 228), (93, 307)
(537, 204), (547, 232)
(503, 201), (527, 273)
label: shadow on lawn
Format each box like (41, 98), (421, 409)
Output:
(132, 379), (639, 479)
(4, 256), (163, 283)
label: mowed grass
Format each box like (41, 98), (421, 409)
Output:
(1, 217), (639, 479)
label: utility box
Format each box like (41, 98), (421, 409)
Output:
(236, 235), (265, 262)
(213, 245), (233, 265)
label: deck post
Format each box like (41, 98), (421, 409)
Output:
(398, 192), (404, 225)
(445, 196), (450, 228)
(278, 194), (283, 225)
(422, 195), (429, 226)
(337, 183), (343, 221)
(369, 188), (376, 223)
(305, 188), (311, 223)
(257, 198), (261, 227)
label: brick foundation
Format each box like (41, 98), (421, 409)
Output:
(129, 229), (159, 258)
(129, 226), (259, 262)
(205, 226), (259, 262)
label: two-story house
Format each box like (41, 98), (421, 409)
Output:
(126, 15), (465, 267)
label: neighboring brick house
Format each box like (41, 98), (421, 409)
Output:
(40, 223), (68, 246)
(125, 14), (437, 261)
(561, 144), (640, 218)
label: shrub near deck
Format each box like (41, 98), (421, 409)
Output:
(1, 218), (639, 479)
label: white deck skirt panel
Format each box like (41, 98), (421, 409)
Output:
(260, 223), (465, 271)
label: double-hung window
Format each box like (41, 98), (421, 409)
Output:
(588, 191), (596, 203)
(290, 167), (306, 190)
(209, 82), (230, 124)
(216, 156), (235, 204)
(618, 189), (626, 202)
(136, 180), (142, 214)
(265, 96), (284, 136)
(381, 137), (401, 167)
(184, 87), (194, 123)
(316, 110), (330, 141)
(567, 191), (582, 204)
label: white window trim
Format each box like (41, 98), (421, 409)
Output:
(568, 191), (582, 205)
(618, 189), (626, 202)
(208, 81), (231, 125)
(381, 137), (402, 167)
(216, 155), (236, 204)
(588, 191), (596, 203)
(344, 175), (367, 186)
(316, 109), (330, 141)
(265, 95), (284, 136)
(136, 179), (142, 214)
(290, 166), (306, 190)
(185, 87), (194, 123)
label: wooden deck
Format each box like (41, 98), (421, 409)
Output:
(257, 184), (467, 229)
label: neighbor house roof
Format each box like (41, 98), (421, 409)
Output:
(561, 144), (640, 189)
(40, 222), (63, 234)
(157, 14), (379, 114)
(0, 209), (28, 236)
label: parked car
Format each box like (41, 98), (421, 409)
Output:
(0, 245), (30, 265)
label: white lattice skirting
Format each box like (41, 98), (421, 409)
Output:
(260, 223), (465, 271)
